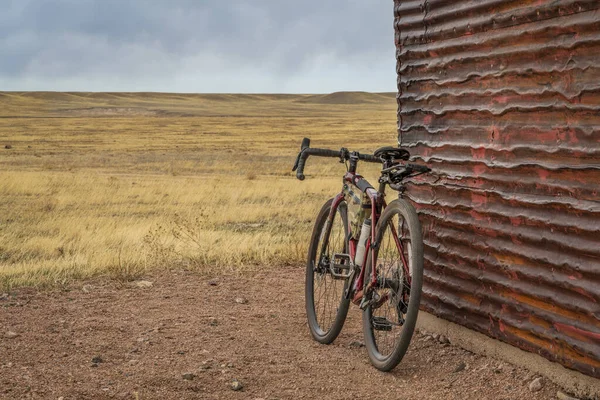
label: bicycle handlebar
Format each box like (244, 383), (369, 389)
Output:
(292, 137), (430, 181)
(292, 138), (382, 180)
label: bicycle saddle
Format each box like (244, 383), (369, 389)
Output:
(374, 146), (410, 161)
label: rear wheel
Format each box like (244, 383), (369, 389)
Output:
(362, 198), (424, 371)
(305, 198), (351, 344)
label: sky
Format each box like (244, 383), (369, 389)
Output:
(0, 0), (398, 93)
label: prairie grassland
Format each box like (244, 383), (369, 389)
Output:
(0, 91), (398, 290)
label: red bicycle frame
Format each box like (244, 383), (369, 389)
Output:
(323, 170), (410, 305)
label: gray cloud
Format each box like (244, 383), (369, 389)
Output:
(0, 0), (397, 93)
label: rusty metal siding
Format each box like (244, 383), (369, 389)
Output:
(394, 0), (600, 378)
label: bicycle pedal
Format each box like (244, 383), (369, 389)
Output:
(330, 253), (353, 279)
(372, 316), (393, 332)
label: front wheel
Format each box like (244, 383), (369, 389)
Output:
(305, 198), (351, 344)
(362, 198), (424, 371)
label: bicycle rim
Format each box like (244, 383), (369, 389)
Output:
(306, 199), (350, 343)
(363, 199), (423, 371)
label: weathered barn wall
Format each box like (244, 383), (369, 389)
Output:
(394, 0), (600, 378)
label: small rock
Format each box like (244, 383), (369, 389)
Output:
(134, 280), (153, 288)
(4, 145), (12, 149)
(234, 297), (248, 304)
(438, 335), (450, 344)
(208, 280), (218, 286)
(0, 293), (8, 300)
(58, 397), (64, 400)
(199, 364), (211, 370)
(453, 362), (466, 373)
(209, 317), (218, 326)
(182, 373), (196, 381)
(529, 377), (544, 392)
(230, 379), (244, 391)
(349, 340), (365, 348)
(226, 362), (234, 368)
(493, 366), (502, 374)
(432, 333), (440, 341)
(557, 390), (581, 400)
(91, 355), (103, 364)
(5, 331), (19, 339)
(82, 284), (93, 293)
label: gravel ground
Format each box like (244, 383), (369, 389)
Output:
(1, 267), (576, 399)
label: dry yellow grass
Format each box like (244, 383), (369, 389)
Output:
(0, 91), (398, 290)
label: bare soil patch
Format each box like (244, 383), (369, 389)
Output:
(1, 267), (562, 399)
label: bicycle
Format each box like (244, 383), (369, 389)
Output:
(292, 137), (431, 371)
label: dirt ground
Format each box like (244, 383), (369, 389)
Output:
(1, 266), (566, 400)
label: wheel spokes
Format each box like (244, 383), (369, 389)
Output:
(312, 207), (347, 335)
(370, 213), (412, 358)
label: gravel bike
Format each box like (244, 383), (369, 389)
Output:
(292, 137), (430, 371)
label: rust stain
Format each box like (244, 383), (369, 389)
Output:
(395, 0), (600, 378)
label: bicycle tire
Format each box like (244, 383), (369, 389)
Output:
(305, 198), (351, 344)
(362, 198), (424, 371)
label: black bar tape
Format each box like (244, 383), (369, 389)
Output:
(296, 151), (308, 180)
(358, 153), (382, 164)
(308, 148), (341, 158)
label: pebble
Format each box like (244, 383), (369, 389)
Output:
(453, 362), (466, 373)
(182, 373), (196, 381)
(439, 335), (450, 344)
(208, 280), (218, 286)
(91, 356), (103, 364)
(0, 293), (8, 300)
(529, 377), (544, 392)
(230, 379), (244, 391)
(82, 284), (93, 293)
(349, 340), (365, 348)
(209, 317), (218, 326)
(556, 390), (580, 400)
(235, 297), (248, 304)
(5, 331), (19, 339)
(134, 280), (153, 289)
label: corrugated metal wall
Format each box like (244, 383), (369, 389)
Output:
(394, 0), (600, 378)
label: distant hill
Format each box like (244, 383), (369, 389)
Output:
(296, 91), (396, 105)
(0, 91), (397, 117)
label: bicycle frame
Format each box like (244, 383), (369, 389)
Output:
(321, 169), (410, 305)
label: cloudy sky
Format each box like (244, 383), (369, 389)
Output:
(1, 0), (397, 93)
